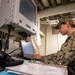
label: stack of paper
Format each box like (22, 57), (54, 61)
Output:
(6, 63), (67, 75)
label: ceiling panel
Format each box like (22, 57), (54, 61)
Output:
(56, 0), (61, 4)
(41, 0), (49, 7)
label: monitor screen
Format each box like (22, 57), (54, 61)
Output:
(19, 0), (36, 25)
(21, 40), (34, 55)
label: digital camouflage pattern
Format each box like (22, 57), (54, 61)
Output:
(41, 31), (75, 66)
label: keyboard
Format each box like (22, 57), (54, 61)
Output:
(6, 59), (24, 67)
(0, 51), (24, 67)
(5, 57), (24, 67)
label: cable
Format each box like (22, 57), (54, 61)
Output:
(8, 47), (21, 54)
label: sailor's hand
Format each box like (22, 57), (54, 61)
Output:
(34, 54), (41, 59)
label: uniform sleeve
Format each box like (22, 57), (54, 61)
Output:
(41, 53), (56, 64)
(40, 50), (65, 65)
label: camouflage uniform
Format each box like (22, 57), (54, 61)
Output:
(41, 31), (75, 66)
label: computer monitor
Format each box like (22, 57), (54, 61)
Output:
(21, 40), (35, 59)
(0, 0), (37, 35)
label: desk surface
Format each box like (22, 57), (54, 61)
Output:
(6, 62), (67, 75)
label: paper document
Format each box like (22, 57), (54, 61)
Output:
(6, 63), (67, 75)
